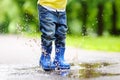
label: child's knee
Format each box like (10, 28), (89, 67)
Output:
(42, 32), (55, 40)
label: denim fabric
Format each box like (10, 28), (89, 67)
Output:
(38, 5), (68, 48)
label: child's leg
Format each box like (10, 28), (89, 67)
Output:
(55, 11), (68, 47)
(54, 11), (70, 69)
(38, 5), (56, 47)
(38, 5), (56, 70)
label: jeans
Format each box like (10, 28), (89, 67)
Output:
(38, 5), (68, 48)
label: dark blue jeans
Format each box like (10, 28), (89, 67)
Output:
(38, 5), (68, 48)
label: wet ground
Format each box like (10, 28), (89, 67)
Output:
(0, 35), (120, 80)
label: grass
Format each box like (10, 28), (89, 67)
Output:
(66, 35), (120, 52)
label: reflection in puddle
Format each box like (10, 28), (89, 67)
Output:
(68, 62), (120, 79)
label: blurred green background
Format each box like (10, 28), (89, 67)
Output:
(0, 0), (120, 52)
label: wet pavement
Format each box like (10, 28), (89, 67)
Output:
(0, 35), (120, 80)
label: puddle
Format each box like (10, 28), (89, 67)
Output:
(0, 62), (120, 80)
(68, 62), (120, 79)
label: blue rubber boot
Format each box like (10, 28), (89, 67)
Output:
(40, 47), (56, 71)
(53, 47), (70, 69)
